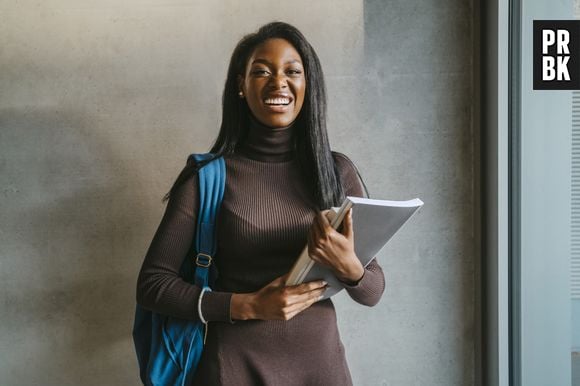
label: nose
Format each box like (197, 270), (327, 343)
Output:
(269, 72), (288, 90)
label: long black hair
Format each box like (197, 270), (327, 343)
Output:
(164, 21), (353, 209)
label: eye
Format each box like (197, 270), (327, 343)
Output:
(251, 69), (270, 76)
(287, 68), (303, 76)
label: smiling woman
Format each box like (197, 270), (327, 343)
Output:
(238, 38), (306, 129)
(135, 21), (385, 386)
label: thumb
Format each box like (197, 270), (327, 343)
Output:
(270, 273), (289, 287)
(341, 208), (354, 238)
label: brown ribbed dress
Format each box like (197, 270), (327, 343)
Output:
(136, 117), (386, 386)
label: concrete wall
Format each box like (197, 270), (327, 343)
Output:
(0, 1), (476, 385)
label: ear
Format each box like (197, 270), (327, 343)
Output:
(237, 74), (244, 94)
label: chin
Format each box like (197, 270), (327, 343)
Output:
(261, 116), (294, 128)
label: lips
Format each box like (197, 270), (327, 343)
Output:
(262, 94), (293, 114)
(263, 94), (293, 106)
(264, 97), (290, 105)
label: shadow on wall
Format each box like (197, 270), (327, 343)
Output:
(0, 108), (146, 384)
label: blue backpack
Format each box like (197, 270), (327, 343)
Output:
(132, 153), (226, 386)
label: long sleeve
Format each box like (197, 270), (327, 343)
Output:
(333, 152), (386, 306)
(136, 163), (233, 323)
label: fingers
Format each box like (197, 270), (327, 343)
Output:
(315, 210), (332, 236)
(341, 208), (354, 238)
(312, 209), (353, 246)
(280, 286), (326, 320)
(254, 277), (327, 321)
(308, 210), (329, 245)
(286, 286), (325, 308)
(263, 275), (324, 297)
(279, 280), (327, 308)
(284, 297), (322, 320)
(265, 273), (289, 289)
(279, 281), (326, 307)
(287, 279), (327, 294)
(308, 210), (334, 259)
(277, 272), (290, 284)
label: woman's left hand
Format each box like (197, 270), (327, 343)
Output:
(307, 208), (365, 284)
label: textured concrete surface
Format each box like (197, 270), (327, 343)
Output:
(0, 1), (475, 385)
(332, 2), (475, 386)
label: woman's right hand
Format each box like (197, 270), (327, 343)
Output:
(230, 274), (327, 321)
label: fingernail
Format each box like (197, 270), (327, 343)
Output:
(321, 281), (328, 286)
(318, 295), (324, 301)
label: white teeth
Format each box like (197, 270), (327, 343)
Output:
(264, 97), (290, 105)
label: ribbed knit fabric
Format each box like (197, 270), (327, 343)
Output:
(136, 116), (386, 386)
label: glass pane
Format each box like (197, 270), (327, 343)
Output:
(573, 88), (580, 384)
(517, 0), (575, 385)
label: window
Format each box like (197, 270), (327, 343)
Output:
(484, 1), (576, 385)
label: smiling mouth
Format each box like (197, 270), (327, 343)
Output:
(263, 97), (292, 106)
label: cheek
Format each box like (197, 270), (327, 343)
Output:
(297, 88), (306, 110)
(295, 81), (306, 107)
(246, 87), (264, 109)
(245, 79), (264, 98)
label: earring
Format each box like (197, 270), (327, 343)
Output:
(238, 91), (244, 98)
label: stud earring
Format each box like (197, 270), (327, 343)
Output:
(238, 91), (244, 98)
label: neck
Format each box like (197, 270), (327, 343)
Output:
(238, 115), (296, 162)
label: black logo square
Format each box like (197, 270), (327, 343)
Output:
(533, 20), (580, 90)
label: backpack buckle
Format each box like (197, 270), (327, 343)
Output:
(196, 253), (212, 267)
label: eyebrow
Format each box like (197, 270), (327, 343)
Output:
(251, 58), (302, 66)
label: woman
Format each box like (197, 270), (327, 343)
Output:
(136, 21), (385, 385)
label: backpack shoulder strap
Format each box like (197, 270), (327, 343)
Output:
(189, 153), (225, 288)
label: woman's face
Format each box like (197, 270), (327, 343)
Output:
(239, 38), (306, 128)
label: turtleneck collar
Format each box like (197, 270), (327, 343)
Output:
(238, 114), (297, 162)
